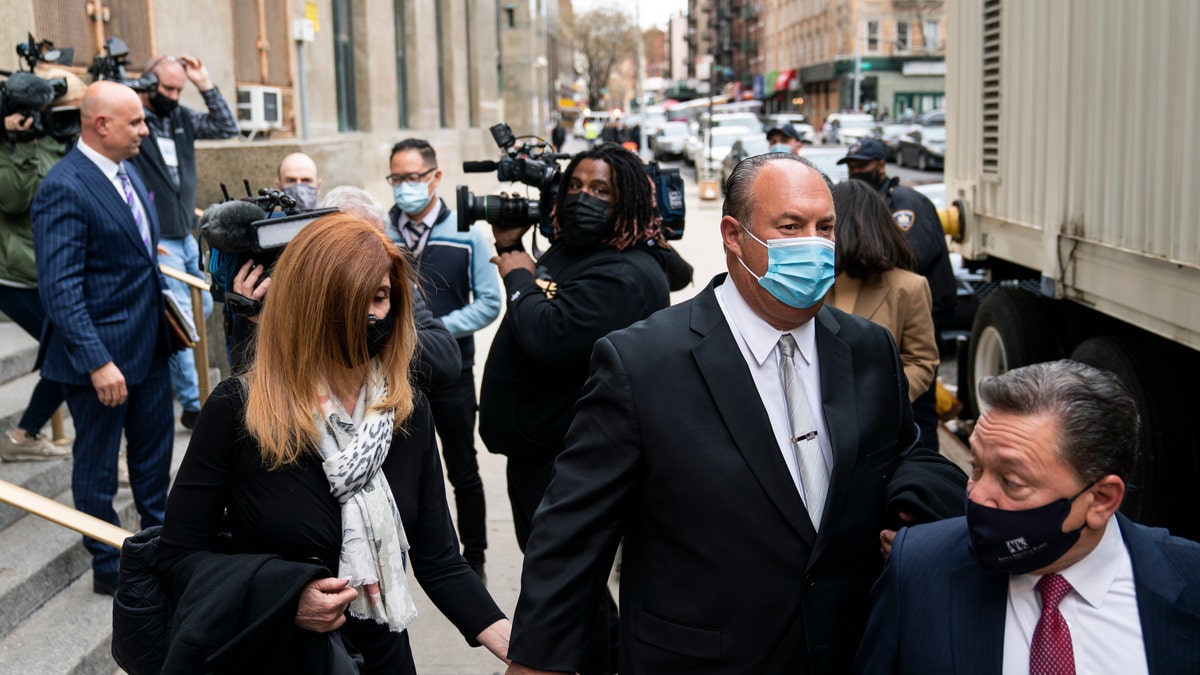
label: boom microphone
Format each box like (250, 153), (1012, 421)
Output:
(198, 200), (267, 253)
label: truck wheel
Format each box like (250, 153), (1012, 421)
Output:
(964, 288), (1061, 418)
(1070, 336), (1196, 536)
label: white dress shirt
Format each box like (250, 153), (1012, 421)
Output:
(714, 279), (832, 510)
(1002, 517), (1148, 675)
(77, 139), (140, 207)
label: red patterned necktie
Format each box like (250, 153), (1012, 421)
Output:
(1030, 573), (1076, 675)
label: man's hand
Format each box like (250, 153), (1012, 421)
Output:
(233, 258), (271, 323)
(490, 221), (531, 249)
(491, 251), (536, 279)
(3, 113), (34, 136)
(178, 55), (214, 91)
(294, 577), (357, 633)
(879, 511), (917, 560)
(90, 362), (127, 407)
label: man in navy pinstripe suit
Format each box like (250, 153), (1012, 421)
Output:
(31, 81), (174, 595)
(857, 360), (1200, 674)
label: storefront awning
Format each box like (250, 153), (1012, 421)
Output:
(775, 69), (797, 92)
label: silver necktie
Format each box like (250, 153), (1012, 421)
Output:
(778, 334), (830, 528)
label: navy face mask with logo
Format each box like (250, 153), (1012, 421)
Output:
(965, 481), (1096, 575)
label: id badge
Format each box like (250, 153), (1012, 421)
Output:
(156, 136), (179, 169)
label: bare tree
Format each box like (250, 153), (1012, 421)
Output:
(566, 7), (638, 109)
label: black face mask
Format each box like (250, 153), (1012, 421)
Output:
(149, 91), (178, 117)
(965, 481), (1096, 575)
(557, 192), (615, 248)
(849, 171), (884, 188)
(366, 311), (394, 359)
(341, 311), (395, 368)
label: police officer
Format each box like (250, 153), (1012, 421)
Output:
(839, 138), (955, 451)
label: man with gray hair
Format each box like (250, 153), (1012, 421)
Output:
(858, 359), (1200, 673)
(505, 153), (965, 675)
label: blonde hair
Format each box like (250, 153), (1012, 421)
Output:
(244, 214), (417, 469)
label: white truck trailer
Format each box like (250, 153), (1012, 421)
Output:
(946, 0), (1200, 537)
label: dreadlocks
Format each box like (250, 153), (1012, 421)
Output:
(553, 142), (668, 251)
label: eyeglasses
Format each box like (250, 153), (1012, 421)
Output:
(385, 167), (436, 186)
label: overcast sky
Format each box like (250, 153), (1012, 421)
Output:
(571, 0), (687, 30)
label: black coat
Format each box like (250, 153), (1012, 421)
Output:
(877, 178), (957, 325)
(506, 276), (967, 673)
(480, 242), (670, 460)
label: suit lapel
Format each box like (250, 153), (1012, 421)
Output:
(808, 308), (856, 561)
(1121, 514), (1194, 674)
(72, 152), (153, 261)
(950, 561), (1007, 674)
(690, 279), (817, 546)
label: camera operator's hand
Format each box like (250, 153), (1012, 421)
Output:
(178, 55), (214, 92)
(3, 113), (34, 139)
(491, 223), (531, 249)
(491, 250), (535, 279)
(233, 258), (271, 324)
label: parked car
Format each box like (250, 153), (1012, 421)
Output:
(706, 112), (765, 135)
(872, 122), (915, 162)
(914, 108), (945, 126)
(896, 125), (946, 171)
(764, 113), (818, 144)
(823, 113), (876, 144)
(650, 121), (690, 160)
(798, 146), (849, 183)
(720, 136), (772, 192)
(693, 126), (751, 177)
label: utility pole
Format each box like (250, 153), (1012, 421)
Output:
(853, 20), (862, 112)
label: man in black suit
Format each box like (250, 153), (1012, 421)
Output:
(504, 153), (966, 674)
(858, 360), (1200, 674)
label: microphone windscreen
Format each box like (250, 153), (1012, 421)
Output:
(199, 200), (267, 252)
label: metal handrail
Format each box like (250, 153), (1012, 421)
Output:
(159, 264), (213, 406)
(0, 479), (132, 549)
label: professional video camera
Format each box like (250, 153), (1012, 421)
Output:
(199, 181), (337, 315)
(88, 37), (158, 93)
(456, 122), (687, 241)
(0, 34), (80, 142)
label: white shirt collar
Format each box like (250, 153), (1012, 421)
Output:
(76, 139), (121, 180)
(1011, 515), (1127, 609)
(715, 275), (816, 366)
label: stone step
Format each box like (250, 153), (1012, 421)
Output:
(0, 322), (39, 388)
(0, 567), (121, 675)
(0, 486), (139, 641)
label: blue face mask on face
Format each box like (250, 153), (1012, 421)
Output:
(769, 143), (794, 154)
(393, 180), (433, 215)
(735, 221), (836, 309)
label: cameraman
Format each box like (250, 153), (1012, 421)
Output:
(479, 142), (675, 675)
(0, 66), (84, 461)
(129, 54), (238, 430)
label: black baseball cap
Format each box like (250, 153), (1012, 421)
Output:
(766, 123), (802, 142)
(837, 138), (887, 164)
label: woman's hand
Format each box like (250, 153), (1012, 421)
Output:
(294, 577), (357, 633)
(476, 618), (513, 665)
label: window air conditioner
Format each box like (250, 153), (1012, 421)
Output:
(236, 85), (283, 136)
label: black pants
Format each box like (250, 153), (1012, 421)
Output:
(428, 368), (487, 565)
(508, 454), (620, 675)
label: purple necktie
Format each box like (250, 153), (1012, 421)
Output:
(1030, 573), (1076, 675)
(116, 165), (152, 254)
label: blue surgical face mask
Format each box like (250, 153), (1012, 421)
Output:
(769, 143), (794, 154)
(735, 222), (836, 309)
(393, 180), (433, 215)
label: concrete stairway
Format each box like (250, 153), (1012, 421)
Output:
(0, 321), (194, 674)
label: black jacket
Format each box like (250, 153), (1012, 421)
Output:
(877, 177), (957, 326)
(480, 242), (670, 460)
